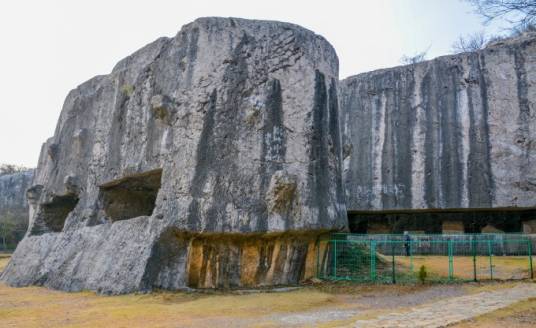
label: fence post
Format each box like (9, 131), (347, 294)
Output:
(472, 237), (477, 282)
(316, 239), (320, 279)
(333, 240), (337, 279)
(409, 240), (414, 272)
(528, 240), (533, 280)
(488, 240), (493, 280)
(448, 239), (453, 281)
(391, 242), (396, 284)
(370, 240), (376, 282)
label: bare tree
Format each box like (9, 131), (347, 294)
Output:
(400, 49), (428, 65)
(0, 164), (29, 176)
(509, 21), (536, 35)
(467, 0), (536, 30)
(452, 31), (488, 53)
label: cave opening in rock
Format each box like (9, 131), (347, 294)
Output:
(348, 208), (536, 234)
(99, 169), (162, 222)
(40, 194), (79, 233)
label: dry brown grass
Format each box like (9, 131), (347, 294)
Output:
(0, 252), (342, 327)
(0, 254), (10, 272)
(0, 252), (532, 328)
(0, 282), (341, 328)
(395, 255), (534, 280)
(0, 280), (530, 328)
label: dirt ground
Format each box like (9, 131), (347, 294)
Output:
(0, 254), (10, 271)
(451, 297), (536, 328)
(0, 255), (535, 327)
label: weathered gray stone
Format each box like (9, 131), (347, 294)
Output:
(341, 33), (536, 211)
(1, 17), (345, 293)
(3, 18), (536, 294)
(0, 170), (34, 236)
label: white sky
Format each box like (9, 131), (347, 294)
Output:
(0, 0), (506, 167)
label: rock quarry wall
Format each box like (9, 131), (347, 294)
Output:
(2, 18), (536, 293)
(1, 17), (346, 293)
(341, 33), (536, 212)
(0, 170), (34, 223)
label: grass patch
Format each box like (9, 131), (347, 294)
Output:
(0, 252), (532, 328)
(395, 256), (533, 280)
(0, 254), (10, 272)
(0, 283), (338, 328)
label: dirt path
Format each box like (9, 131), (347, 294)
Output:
(352, 283), (536, 328)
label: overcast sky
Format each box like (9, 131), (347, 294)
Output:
(0, 0), (506, 167)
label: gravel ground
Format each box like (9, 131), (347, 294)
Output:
(351, 284), (467, 309)
(353, 283), (536, 328)
(259, 283), (536, 327)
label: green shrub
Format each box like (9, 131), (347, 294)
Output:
(418, 265), (427, 284)
(120, 84), (134, 97)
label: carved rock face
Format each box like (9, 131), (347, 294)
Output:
(5, 18), (535, 294)
(1, 17), (345, 293)
(341, 34), (536, 211)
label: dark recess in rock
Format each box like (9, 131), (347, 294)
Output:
(99, 169), (162, 222)
(348, 208), (532, 234)
(31, 194), (79, 234)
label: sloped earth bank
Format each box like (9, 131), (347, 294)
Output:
(1, 258), (535, 328)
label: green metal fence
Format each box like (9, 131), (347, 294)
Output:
(317, 233), (535, 283)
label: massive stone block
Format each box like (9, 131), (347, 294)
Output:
(341, 33), (536, 212)
(1, 17), (346, 293)
(5, 17), (535, 292)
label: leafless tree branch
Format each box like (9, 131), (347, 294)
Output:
(467, 0), (536, 29)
